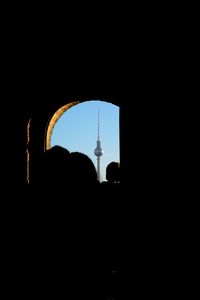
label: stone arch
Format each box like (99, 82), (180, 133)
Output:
(45, 101), (80, 150)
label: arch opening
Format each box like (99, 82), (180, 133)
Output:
(46, 99), (120, 182)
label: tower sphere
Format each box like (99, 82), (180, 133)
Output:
(94, 145), (103, 157)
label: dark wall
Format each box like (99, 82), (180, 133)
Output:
(1, 77), (189, 298)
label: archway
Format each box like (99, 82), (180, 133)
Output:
(45, 99), (120, 182)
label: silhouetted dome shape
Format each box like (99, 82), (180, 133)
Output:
(106, 161), (120, 183)
(35, 145), (70, 187)
(68, 152), (98, 186)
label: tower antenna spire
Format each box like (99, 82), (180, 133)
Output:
(98, 108), (100, 141)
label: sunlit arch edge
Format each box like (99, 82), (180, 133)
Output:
(45, 101), (80, 150)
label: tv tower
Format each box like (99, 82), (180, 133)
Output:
(94, 109), (103, 182)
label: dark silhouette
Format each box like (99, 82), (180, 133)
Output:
(98, 161), (122, 299)
(34, 145), (70, 192)
(6, 144), (121, 299)
(106, 161), (120, 183)
(34, 147), (99, 194)
(67, 151), (99, 190)
(29, 147), (116, 298)
(101, 161), (121, 196)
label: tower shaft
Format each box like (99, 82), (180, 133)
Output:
(97, 157), (100, 182)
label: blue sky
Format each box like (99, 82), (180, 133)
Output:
(51, 100), (119, 181)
